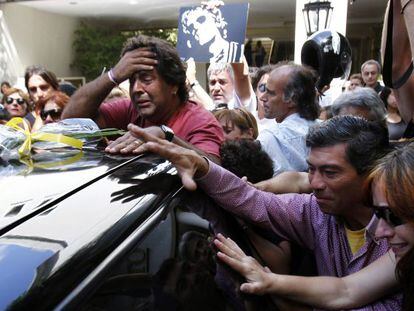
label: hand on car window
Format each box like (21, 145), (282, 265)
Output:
(214, 233), (274, 295)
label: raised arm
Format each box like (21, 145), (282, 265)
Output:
(62, 48), (157, 128)
(254, 171), (311, 194)
(214, 234), (399, 310)
(231, 58), (255, 111)
(186, 58), (215, 110)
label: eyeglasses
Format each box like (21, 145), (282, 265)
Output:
(40, 108), (62, 121)
(258, 83), (266, 93)
(372, 205), (405, 227)
(5, 97), (25, 105)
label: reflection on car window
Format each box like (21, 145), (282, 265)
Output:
(80, 207), (237, 311)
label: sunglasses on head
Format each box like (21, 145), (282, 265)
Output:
(6, 97), (25, 105)
(258, 83), (266, 93)
(40, 108), (62, 121)
(372, 205), (405, 227)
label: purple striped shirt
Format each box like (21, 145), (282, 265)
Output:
(197, 161), (402, 311)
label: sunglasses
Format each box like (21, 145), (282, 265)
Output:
(372, 205), (405, 227)
(216, 103), (228, 110)
(6, 97), (25, 105)
(258, 83), (266, 93)
(40, 108), (62, 121)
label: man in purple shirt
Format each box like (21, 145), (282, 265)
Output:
(128, 115), (401, 310)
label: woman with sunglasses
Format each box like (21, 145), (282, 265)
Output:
(32, 91), (69, 131)
(2, 88), (34, 124)
(215, 143), (414, 310)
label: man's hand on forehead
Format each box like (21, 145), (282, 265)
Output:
(111, 48), (158, 83)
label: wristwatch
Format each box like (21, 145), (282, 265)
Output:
(160, 125), (174, 142)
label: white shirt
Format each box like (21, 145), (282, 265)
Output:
(258, 113), (317, 176)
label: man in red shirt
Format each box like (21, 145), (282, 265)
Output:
(62, 35), (223, 162)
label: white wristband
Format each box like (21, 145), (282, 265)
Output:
(108, 69), (118, 86)
(190, 81), (199, 88)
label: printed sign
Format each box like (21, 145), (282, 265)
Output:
(177, 3), (249, 63)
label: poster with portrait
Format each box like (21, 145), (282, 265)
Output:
(177, 3), (249, 64)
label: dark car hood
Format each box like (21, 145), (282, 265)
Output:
(0, 149), (183, 310)
(0, 149), (135, 230)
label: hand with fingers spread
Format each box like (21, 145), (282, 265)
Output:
(105, 125), (164, 154)
(214, 233), (274, 295)
(123, 124), (210, 191)
(105, 132), (143, 154)
(111, 48), (158, 83)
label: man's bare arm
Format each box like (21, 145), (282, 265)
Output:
(231, 59), (254, 106)
(254, 171), (311, 194)
(215, 234), (398, 309)
(62, 74), (115, 128)
(186, 58), (215, 110)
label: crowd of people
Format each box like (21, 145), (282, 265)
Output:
(0, 66), (76, 129)
(1, 2), (414, 309)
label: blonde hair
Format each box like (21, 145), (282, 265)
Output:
(3, 87), (31, 111)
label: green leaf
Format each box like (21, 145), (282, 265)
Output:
(72, 23), (177, 81)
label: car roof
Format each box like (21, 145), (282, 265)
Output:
(0, 149), (182, 309)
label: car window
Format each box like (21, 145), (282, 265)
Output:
(79, 203), (238, 310)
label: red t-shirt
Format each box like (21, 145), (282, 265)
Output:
(99, 99), (224, 157)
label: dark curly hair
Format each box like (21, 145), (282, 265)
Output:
(121, 35), (188, 104)
(306, 115), (390, 175)
(220, 139), (274, 183)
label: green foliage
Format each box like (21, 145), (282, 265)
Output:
(72, 23), (177, 81)
(72, 23), (126, 81)
(123, 29), (177, 46)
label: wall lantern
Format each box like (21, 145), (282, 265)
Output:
(303, 0), (333, 37)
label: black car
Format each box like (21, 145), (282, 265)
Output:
(0, 149), (278, 311)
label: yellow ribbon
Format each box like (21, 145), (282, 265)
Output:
(19, 151), (85, 174)
(5, 117), (83, 158)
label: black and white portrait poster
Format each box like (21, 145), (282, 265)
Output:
(177, 3), (249, 63)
